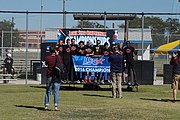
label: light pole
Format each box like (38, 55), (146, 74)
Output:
(40, 0), (43, 42)
(25, 11), (29, 84)
(164, 28), (170, 63)
(38, 0), (43, 59)
(1, 30), (3, 60)
(63, 0), (66, 28)
(11, 17), (14, 50)
(141, 13), (144, 60)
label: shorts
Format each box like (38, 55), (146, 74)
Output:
(171, 74), (180, 90)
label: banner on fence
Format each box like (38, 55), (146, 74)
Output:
(72, 55), (110, 73)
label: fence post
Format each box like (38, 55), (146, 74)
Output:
(1, 30), (3, 60)
(141, 12), (144, 60)
(25, 11), (29, 84)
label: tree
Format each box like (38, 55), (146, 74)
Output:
(75, 20), (107, 28)
(118, 16), (180, 47)
(0, 20), (21, 47)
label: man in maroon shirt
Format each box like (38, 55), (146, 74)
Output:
(44, 48), (63, 111)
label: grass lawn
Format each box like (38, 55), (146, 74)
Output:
(0, 84), (180, 120)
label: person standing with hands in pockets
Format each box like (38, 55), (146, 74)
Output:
(44, 47), (63, 111)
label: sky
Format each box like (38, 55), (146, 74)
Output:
(0, 0), (180, 30)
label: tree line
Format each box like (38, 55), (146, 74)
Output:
(1, 16), (180, 48)
(0, 20), (21, 47)
(76, 16), (180, 47)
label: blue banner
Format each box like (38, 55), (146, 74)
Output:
(72, 56), (110, 73)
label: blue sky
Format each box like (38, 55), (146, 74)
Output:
(0, 0), (180, 30)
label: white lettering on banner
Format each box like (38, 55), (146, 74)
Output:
(75, 66), (110, 72)
(65, 36), (110, 46)
(85, 67), (110, 72)
(75, 67), (85, 72)
(69, 31), (106, 36)
(82, 56), (105, 65)
(73, 56), (110, 73)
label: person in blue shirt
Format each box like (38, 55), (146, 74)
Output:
(108, 46), (124, 98)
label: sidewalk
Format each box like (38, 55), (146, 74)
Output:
(0, 79), (41, 84)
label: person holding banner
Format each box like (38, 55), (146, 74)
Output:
(84, 40), (94, 82)
(70, 38), (78, 82)
(94, 40), (103, 83)
(77, 41), (85, 83)
(63, 39), (72, 83)
(102, 42), (111, 83)
(108, 47), (124, 98)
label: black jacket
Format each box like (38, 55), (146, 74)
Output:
(170, 56), (180, 74)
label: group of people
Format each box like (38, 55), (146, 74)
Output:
(55, 38), (109, 83)
(55, 39), (137, 84)
(43, 38), (138, 110)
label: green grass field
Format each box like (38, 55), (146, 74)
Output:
(0, 84), (180, 120)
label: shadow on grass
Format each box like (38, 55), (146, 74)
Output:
(30, 85), (136, 92)
(15, 105), (49, 111)
(30, 85), (46, 89)
(83, 93), (112, 98)
(30, 85), (107, 91)
(140, 98), (180, 103)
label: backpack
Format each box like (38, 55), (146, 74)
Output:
(54, 55), (65, 79)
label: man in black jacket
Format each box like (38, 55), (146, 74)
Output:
(108, 47), (124, 98)
(124, 41), (137, 84)
(170, 50), (180, 102)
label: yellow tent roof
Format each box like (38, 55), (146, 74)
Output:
(153, 40), (180, 54)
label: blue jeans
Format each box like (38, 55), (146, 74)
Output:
(44, 77), (61, 107)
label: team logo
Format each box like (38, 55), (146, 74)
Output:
(83, 56), (105, 65)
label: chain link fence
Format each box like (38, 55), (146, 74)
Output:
(1, 11), (180, 81)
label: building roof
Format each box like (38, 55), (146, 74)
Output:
(118, 28), (152, 42)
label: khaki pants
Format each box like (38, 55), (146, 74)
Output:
(111, 72), (122, 98)
(172, 74), (180, 90)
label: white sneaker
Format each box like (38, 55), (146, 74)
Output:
(100, 80), (104, 84)
(44, 106), (48, 110)
(54, 106), (59, 111)
(76, 80), (81, 83)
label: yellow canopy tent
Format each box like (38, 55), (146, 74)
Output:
(151, 40), (180, 54)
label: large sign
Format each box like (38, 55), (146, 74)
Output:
(57, 28), (118, 46)
(72, 55), (110, 73)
